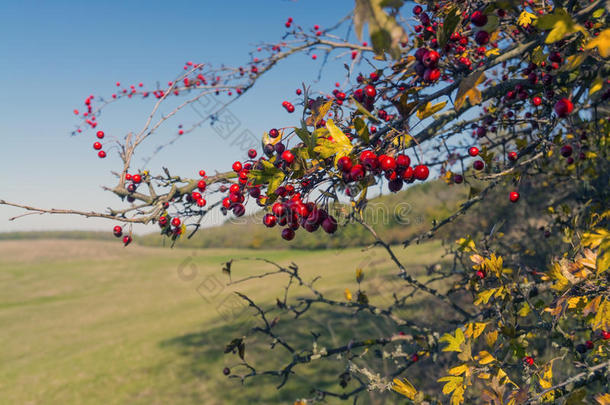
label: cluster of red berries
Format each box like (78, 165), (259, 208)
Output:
(337, 152), (428, 193)
(414, 48), (441, 82)
(112, 225), (132, 246)
(158, 214), (184, 237)
(93, 130), (106, 158)
(265, 194), (338, 241)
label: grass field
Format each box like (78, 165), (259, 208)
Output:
(0, 239), (452, 404)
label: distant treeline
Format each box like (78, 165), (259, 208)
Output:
(0, 231), (115, 241)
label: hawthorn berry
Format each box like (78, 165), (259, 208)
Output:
(248, 149), (257, 159)
(507, 151), (518, 161)
(232, 161), (243, 172)
(269, 128), (280, 138)
(196, 198), (206, 207)
(523, 356), (534, 366)
(602, 331), (610, 340)
(473, 160), (485, 170)
(509, 191), (520, 203)
(171, 217), (181, 227)
(159, 216), (168, 227)
(414, 165), (429, 181)
(560, 144), (573, 157)
(470, 11), (488, 27)
(281, 228), (295, 241)
(198, 180), (207, 191)
(96, 130), (105, 139)
(282, 150), (295, 164)
(532, 96), (542, 106)
(122, 235), (132, 246)
(364, 85), (376, 98)
(396, 154), (410, 168)
(132, 174), (142, 184)
(98, 151), (106, 158)
(113, 225), (123, 237)
(321, 216), (338, 234)
(468, 147), (479, 157)
(263, 213), (277, 228)
(233, 204), (245, 217)
(223, 367), (231, 376)
(554, 98), (573, 117)
(93, 142), (102, 150)
(199, 170), (206, 177)
(475, 30), (490, 45)
(389, 179), (403, 192)
(283, 102), (295, 113)
(422, 50), (440, 67)
(379, 155), (396, 172)
(337, 156), (353, 172)
(453, 174), (463, 184)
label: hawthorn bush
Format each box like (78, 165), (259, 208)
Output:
(2, 0), (609, 403)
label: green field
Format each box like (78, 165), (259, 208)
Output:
(0, 239), (451, 404)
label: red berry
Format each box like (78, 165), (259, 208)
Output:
(113, 225), (123, 237)
(523, 356), (534, 366)
(233, 203), (245, 217)
(282, 150), (295, 164)
(97, 151), (106, 158)
(321, 216), (338, 234)
(470, 11), (488, 27)
(96, 130), (105, 139)
(171, 217), (181, 227)
(602, 331), (610, 340)
(199, 170), (206, 177)
(232, 161), (243, 172)
(509, 191), (520, 203)
(248, 149), (257, 159)
(263, 213), (277, 228)
(283, 102), (295, 113)
(379, 155), (396, 172)
(337, 156), (353, 172)
(269, 128), (280, 138)
(93, 142), (102, 150)
(281, 228), (295, 240)
(423, 68), (441, 82)
(196, 198), (206, 207)
(475, 30), (490, 45)
(554, 98), (573, 117)
(364, 85), (376, 98)
(132, 174), (142, 184)
(389, 179), (403, 192)
(423, 50), (440, 67)
(532, 96), (542, 106)
(560, 144), (573, 157)
(508, 151), (518, 161)
(222, 197), (231, 209)
(414, 165), (429, 181)
(396, 154), (410, 168)
(159, 216), (168, 227)
(473, 160), (485, 171)
(468, 147), (479, 157)
(413, 5), (422, 15)
(585, 340), (594, 350)
(122, 235), (132, 246)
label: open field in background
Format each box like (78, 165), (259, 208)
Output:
(0, 239), (458, 404)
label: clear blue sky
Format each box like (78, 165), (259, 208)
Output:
(0, 0), (357, 232)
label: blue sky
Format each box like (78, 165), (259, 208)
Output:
(0, 0), (357, 232)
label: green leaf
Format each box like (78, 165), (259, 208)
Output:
(438, 7), (462, 48)
(248, 159), (285, 195)
(354, 0), (408, 58)
(349, 97), (381, 123)
(536, 8), (585, 44)
(592, 8), (605, 18)
(353, 117), (370, 143)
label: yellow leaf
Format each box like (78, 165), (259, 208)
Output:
(591, 297), (610, 331)
(464, 322), (487, 339)
(518, 302), (531, 317)
(478, 372), (491, 379)
(477, 350), (496, 365)
(517, 10), (537, 27)
(582, 228), (609, 249)
(313, 119), (354, 167)
(355, 268), (364, 283)
(454, 71), (486, 111)
(475, 288), (497, 306)
(344, 288), (352, 301)
(440, 328), (465, 352)
(438, 376), (466, 405)
(262, 130), (282, 146)
(548, 261), (570, 291)
(392, 377), (417, 400)
(449, 364), (469, 376)
(416, 101), (447, 120)
(585, 29), (610, 58)
(536, 8), (586, 44)
(485, 330), (498, 348)
(595, 393), (610, 405)
(485, 48), (500, 57)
